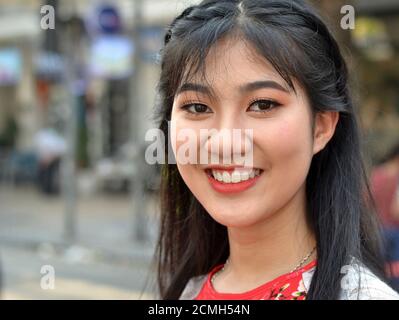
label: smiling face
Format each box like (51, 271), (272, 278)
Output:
(170, 36), (318, 228)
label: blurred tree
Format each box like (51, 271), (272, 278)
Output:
(310, 0), (399, 163)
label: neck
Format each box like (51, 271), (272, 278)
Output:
(225, 185), (316, 286)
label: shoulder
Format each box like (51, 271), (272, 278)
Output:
(301, 258), (399, 300)
(179, 274), (207, 300)
(338, 261), (399, 300)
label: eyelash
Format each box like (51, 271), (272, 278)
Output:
(180, 101), (212, 115)
(247, 98), (282, 112)
(180, 99), (282, 115)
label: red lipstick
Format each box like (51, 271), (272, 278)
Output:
(205, 167), (263, 194)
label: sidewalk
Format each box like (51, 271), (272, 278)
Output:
(0, 184), (159, 267)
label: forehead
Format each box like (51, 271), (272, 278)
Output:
(181, 36), (286, 91)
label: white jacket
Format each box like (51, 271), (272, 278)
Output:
(179, 259), (399, 300)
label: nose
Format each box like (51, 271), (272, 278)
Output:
(201, 114), (253, 166)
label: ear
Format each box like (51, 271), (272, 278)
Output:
(312, 111), (340, 155)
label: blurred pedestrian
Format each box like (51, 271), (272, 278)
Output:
(34, 127), (67, 195)
(0, 115), (18, 183)
(0, 115), (18, 152)
(371, 141), (399, 291)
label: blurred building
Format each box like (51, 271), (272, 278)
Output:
(0, 0), (200, 172)
(0, 0), (397, 169)
(0, 0), (41, 151)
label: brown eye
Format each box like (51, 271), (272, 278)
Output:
(248, 99), (281, 112)
(182, 103), (212, 114)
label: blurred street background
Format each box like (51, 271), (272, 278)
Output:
(0, 0), (398, 299)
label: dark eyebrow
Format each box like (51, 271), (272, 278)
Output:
(176, 80), (290, 97)
(240, 80), (290, 93)
(176, 83), (215, 97)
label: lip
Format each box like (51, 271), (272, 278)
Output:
(205, 168), (263, 194)
(204, 165), (260, 172)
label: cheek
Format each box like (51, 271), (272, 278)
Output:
(170, 108), (181, 156)
(254, 113), (313, 186)
(170, 117), (203, 165)
(277, 119), (311, 154)
(256, 111), (313, 159)
(171, 120), (199, 195)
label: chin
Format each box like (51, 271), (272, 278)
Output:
(205, 205), (265, 228)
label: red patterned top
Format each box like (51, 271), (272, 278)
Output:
(195, 260), (317, 300)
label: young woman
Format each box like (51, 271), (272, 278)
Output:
(153, 0), (399, 300)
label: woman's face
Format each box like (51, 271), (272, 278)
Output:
(170, 37), (322, 228)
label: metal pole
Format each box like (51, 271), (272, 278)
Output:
(129, 0), (148, 242)
(60, 18), (78, 243)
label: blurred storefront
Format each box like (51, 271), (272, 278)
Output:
(0, 0), (41, 152)
(0, 0), (200, 190)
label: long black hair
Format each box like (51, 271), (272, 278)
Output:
(153, 0), (386, 300)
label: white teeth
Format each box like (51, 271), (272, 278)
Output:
(222, 171), (231, 183)
(210, 168), (262, 183)
(231, 171), (241, 183)
(241, 171), (249, 181)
